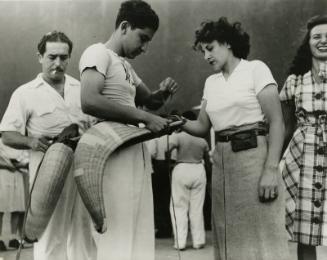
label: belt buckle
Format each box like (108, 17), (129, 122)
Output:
(313, 110), (326, 118)
(215, 132), (230, 142)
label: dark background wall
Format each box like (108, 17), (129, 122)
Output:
(0, 0), (326, 118)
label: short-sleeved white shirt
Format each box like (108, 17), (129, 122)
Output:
(202, 59), (277, 131)
(0, 74), (93, 138)
(0, 74), (95, 183)
(79, 43), (142, 108)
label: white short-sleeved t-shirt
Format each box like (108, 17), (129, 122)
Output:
(202, 59), (277, 131)
(79, 43), (142, 108)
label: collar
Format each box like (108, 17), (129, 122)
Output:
(99, 42), (119, 57)
(31, 73), (79, 89)
(216, 59), (245, 78)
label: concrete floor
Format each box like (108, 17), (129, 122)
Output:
(2, 236), (327, 260)
(2, 234), (327, 260)
(1, 210), (327, 260)
(0, 233), (213, 260)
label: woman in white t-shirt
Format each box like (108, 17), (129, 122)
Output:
(182, 17), (289, 260)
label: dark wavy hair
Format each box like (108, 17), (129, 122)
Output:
(193, 17), (250, 59)
(115, 0), (159, 32)
(37, 31), (73, 56)
(288, 14), (327, 75)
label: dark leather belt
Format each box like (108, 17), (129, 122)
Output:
(215, 129), (267, 143)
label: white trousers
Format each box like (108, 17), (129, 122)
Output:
(170, 163), (206, 248)
(94, 143), (154, 260)
(67, 193), (97, 260)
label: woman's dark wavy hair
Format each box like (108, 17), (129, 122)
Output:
(193, 17), (250, 59)
(289, 14), (327, 75)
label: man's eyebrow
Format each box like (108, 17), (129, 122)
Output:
(141, 34), (150, 41)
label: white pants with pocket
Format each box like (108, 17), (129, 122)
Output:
(170, 162), (206, 248)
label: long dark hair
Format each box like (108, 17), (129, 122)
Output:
(289, 15), (327, 75)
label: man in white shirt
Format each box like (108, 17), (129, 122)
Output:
(0, 31), (95, 260)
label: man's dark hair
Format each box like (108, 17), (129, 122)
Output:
(37, 31), (73, 56)
(115, 0), (159, 31)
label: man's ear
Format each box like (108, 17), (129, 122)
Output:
(120, 21), (130, 34)
(37, 52), (43, 64)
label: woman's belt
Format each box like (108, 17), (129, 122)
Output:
(215, 128), (267, 152)
(215, 121), (268, 142)
(215, 129), (267, 142)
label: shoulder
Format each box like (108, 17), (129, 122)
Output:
(79, 43), (114, 75)
(193, 134), (207, 144)
(285, 74), (297, 82)
(83, 43), (107, 55)
(247, 59), (270, 70)
(124, 59), (134, 70)
(80, 43), (112, 62)
(12, 76), (42, 97)
(284, 73), (302, 85)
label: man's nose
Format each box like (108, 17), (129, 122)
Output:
(141, 42), (149, 53)
(54, 57), (62, 66)
(204, 51), (210, 61)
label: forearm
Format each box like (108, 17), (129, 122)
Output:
(136, 77), (178, 110)
(144, 89), (169, 110)
(82, 95), (150, 125)
(182, 101), (211, 137)
(265, 118), (285, 168)
(2, 131), (33, 150)
(182, 120), (210, 138)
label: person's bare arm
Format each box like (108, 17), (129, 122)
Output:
(135, 77), (179, 110)
(2, 131), (51, 153)
(80, 68), (170, 133)
(257, 84), (285, 202)
(182, 101), (212, 137)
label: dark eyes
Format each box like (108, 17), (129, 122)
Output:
(140, 37), (148, 43)
(311, 33), (327, 40)
(49, 55), (69, 61)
